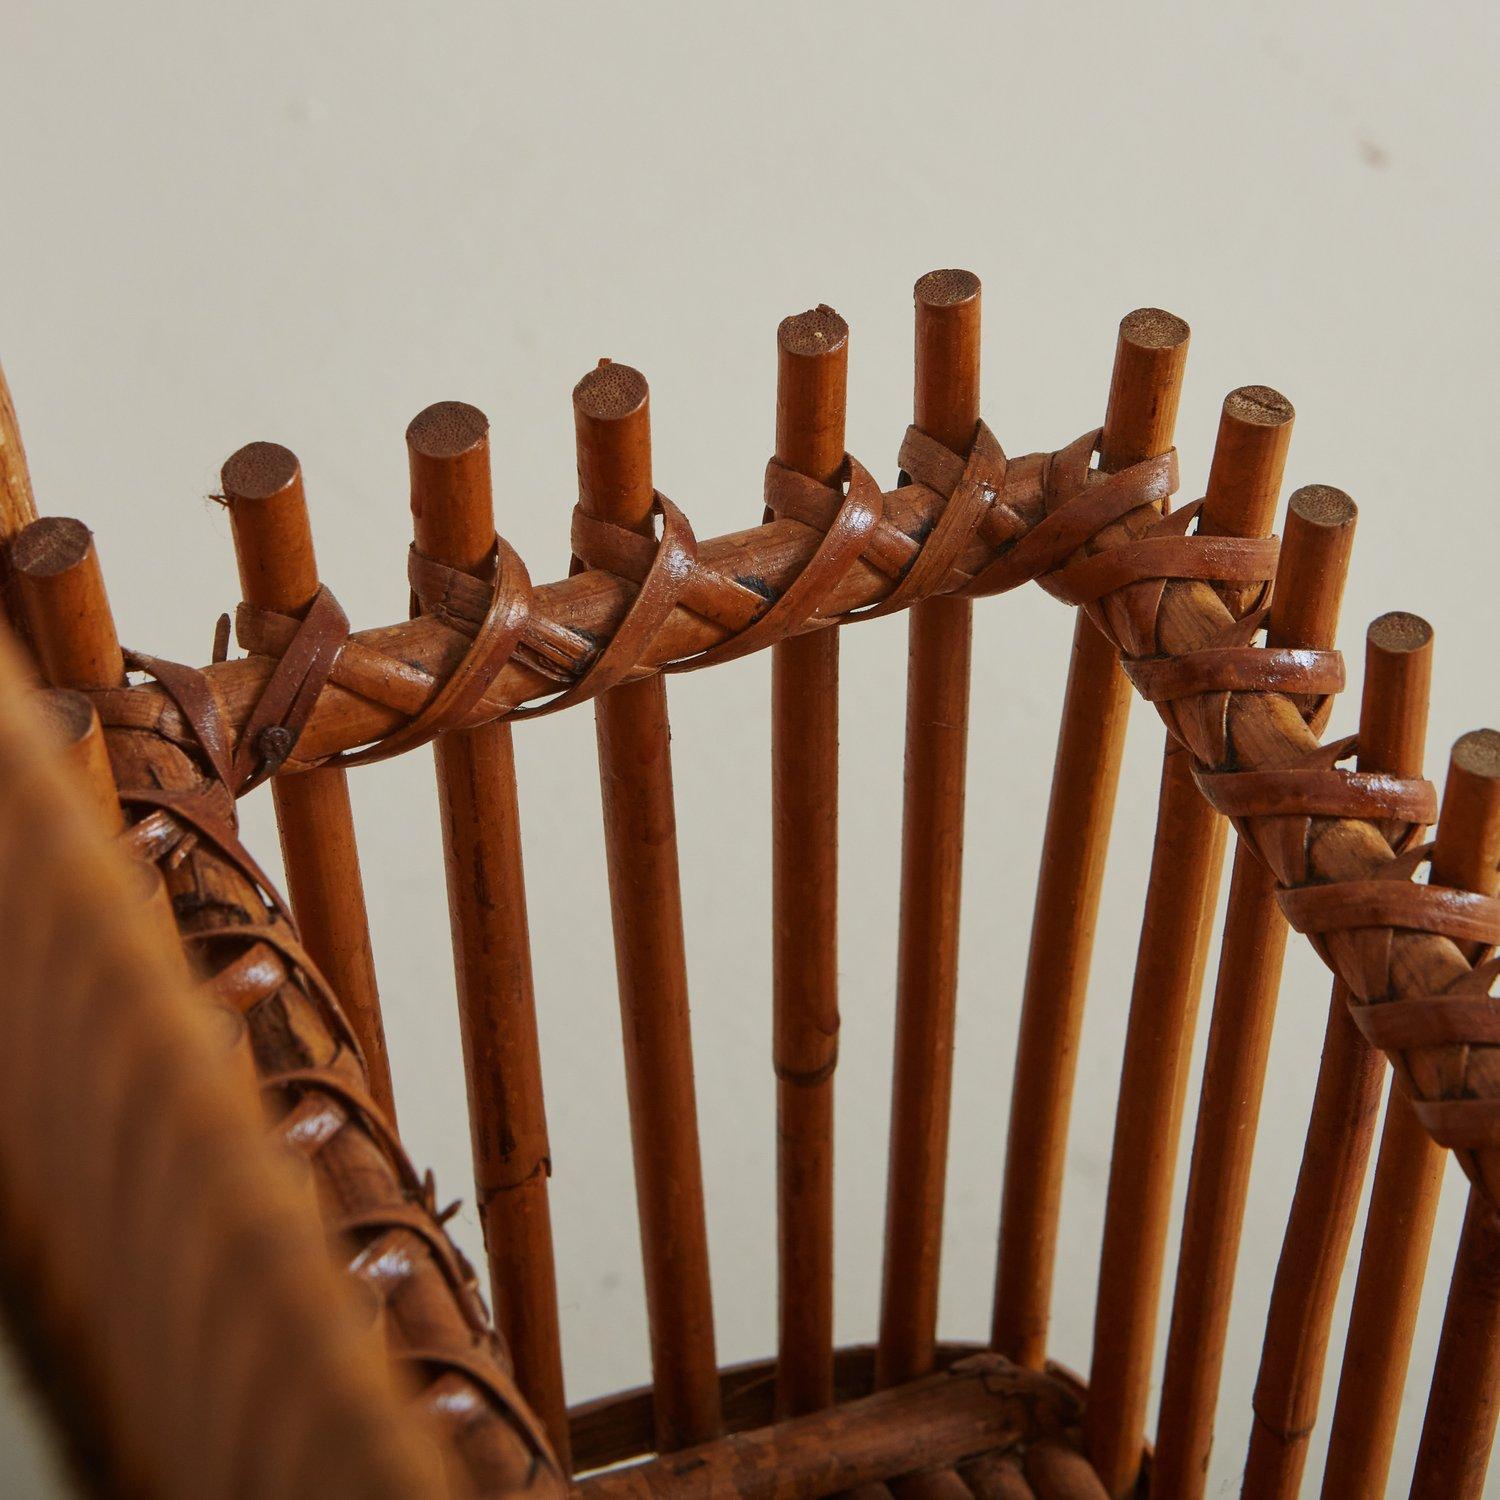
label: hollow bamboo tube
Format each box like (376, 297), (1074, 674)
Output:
(1319, 616), (1441, 1500)
(575, 361), (721, 1451)
(1150, 487), (1358, 1499)
(1085, 386), (1295, 1498)
(222, 442), (396, 1122)
(406, 400), (570, 1466)
(1408, 729), (1500, 1500)
(771, 305), (847, 1419)
(1242, 616), (1437, 1499)
(874, 269), (981, 1392)
(992, 307), (1189, 1369)
(10, 517), (125, 691)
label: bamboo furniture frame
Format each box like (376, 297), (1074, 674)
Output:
(0, 269), (1497, 1499)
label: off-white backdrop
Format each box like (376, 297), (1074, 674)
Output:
(2, 3), (1496, 1495)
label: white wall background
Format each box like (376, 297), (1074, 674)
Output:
(2, 2), (1496, 1494)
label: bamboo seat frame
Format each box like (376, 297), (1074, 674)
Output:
(0, 270), (1497, 1498)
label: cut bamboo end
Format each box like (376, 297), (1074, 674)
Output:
(914, 270), (980, 451)
(1434, 730), (1500, 896)
(1201, 385), (1295, 541)
(1101, 310), (1190, 471)
(222, 442), (320, 613)
(11, 516), (126, 690)
(574, 363), (653, 530)
(776, 307), (848, 484)
(36, 687), (121, 833)
(408, 401), (494, 574)
(1266, 486), (1357, 653)
(1359, 613), (1434, 780)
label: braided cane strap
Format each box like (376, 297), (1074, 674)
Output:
(83, 660), (564, 1497)
(184, 410), (1500, 1205)
(225, 421), (1178, 772)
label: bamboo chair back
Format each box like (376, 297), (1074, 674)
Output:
(1, 272), (1498, 1500)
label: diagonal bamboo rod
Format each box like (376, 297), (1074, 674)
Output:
(1085, 386), (1294, 1498)
(991, 307), (1189, 1370)
(222, 442), (396, 1122)
(771, 305), (848, 1419)
(576, 360), (722, 1452)
(1320, 613), (1440, 1500)
(1150, 486), (1358, 1499)
(1408, 729), (1500, 1500)
(875, 268), (982, 1395)
(408, 401), (571, 1467)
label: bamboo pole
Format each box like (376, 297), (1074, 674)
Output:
(1409, 729), (1500, 1500)
(992, 307), (1189, 1369)
(1150, 486), (1358, 1498)
(875, 268), (982, 1397)
(575, 1357), (1075, 1500)
(575, 360), (721, 1452)
(10, 517), (125, 691)
(1319, 613), (1440, 1500)
(222, 442), (396, 1122)
(1084, 386), (1294, 1497)
(0, 360), (39, 670)
(771, 305), (848, 1418)
(1242, 615), (1438, 1498)
(406, 400), (570, 1466)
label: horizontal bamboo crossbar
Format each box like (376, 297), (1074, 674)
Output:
(72, 366), (1500, 1215)
(118, 482), (983, 762)
(572, 1354), (1081, 1500)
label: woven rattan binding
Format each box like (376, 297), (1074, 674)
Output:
(0, 276), (1497, 1499)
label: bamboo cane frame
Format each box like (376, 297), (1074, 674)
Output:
(3, 272), (1499, 1496)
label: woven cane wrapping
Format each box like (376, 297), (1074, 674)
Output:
(145, 411), (1499, 1212)
(0, 630), (453, 1499)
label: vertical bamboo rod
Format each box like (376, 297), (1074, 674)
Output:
(1320, 614), (1440, 1500)
(35, 687), (124, 833)
(1409, 728), (1500, 1500)
(406, 400), (571, 1466)
(771, 305), (848, 1419)
(1085, 386), (1295, 1498)
(992, 307), (1189, 1369)
(0, 359), (40, 667)
(10, 517), (125, 691)
(1151, 486), (1358, 1499)
(222, 442), (396, 1122)
(33, 685), (187, 970)
(10, 520), (186, 968)
(1242, 615), (1436, 1498)
(574, 361), (721, 1452)
(875, 268), (981, 1392)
